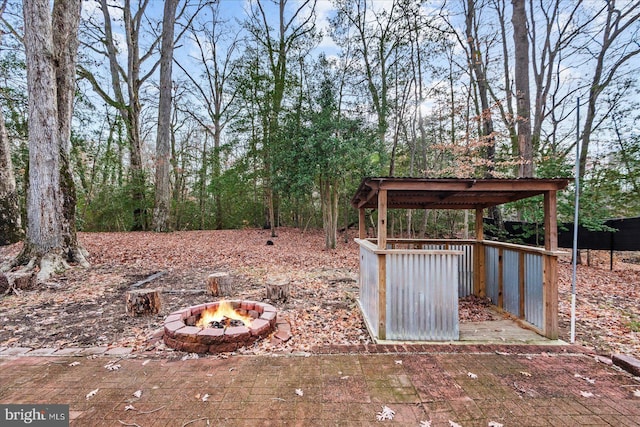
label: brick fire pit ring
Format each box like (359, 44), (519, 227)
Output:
(163, 300), (277, 353)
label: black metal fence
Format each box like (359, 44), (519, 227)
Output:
(485, 216), (640, 251)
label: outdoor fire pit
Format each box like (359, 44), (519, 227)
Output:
(163, 300), (277, 353)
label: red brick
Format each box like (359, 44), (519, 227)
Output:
(261, 311), (276, 322)
(164, 320), (186, 338)
(180, 341), (209, 354)
(197, 328), (224, 344)
(262, 303), (277, 313)
(274, 330), (292, 342)
(223, 326), (250, 342)
(248, 310), (260, 318)
(249, 319), (271, 337)
(612, 354), (640, 376)
(176, 326), (202, 343)
(275, 320), (291, 332)
(241, 301), (255, 311)
(210, 342), (238, 353)
(164, 313), (183, 323)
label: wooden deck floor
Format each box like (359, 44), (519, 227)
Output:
(459, 319), (565, 345)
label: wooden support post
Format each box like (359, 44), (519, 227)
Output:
(377, 189), (387, 250)
(544, 191), (558, 251)
(126, 289), (161, 316)
(543, 190), (559, 339)
(474, 208), (486, 297)
(266, 277), (290, 302)
(207, 272), (232, 297)
(359, 208), (366, 239)
(543, 254), (559, 339)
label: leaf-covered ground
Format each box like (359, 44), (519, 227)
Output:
(0, 228), (638, 358)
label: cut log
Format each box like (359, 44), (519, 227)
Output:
(1, 272), (36, 295)
(0, 273), (9, 294)
(265, 277), (290, 302)
(126, 289), (161, 316)
(207, 272), (232, 297)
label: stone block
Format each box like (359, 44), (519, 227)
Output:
(612, 353), (640, 376)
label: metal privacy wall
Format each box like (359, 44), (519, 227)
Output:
(385, 251), (460, 340)
(484, 245), (545, 330)
(358, 239), (461, 341)
(419, 243), (474, 297)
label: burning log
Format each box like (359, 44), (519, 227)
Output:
(126, 289), (161, 316)
(207, 272), (232, 297)
(265, 277), (290, 302)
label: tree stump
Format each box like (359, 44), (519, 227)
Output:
(265, 277), (290, 302)
(126, 289), (161, 316)
(207, 272), (232, 297)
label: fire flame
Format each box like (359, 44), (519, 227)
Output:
(196, 301), (253, 328)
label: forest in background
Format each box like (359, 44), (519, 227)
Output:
(1, 0), (639, 250)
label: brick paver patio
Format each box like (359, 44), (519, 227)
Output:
(1, 347), (639, 426)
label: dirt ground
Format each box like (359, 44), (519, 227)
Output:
(1, 228), (638, 358)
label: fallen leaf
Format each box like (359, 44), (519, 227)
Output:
(488, 422), (504, 427)
(467, 372), (478, 379)
(68, 361), (80, 367)
(86, 388), (99, 400)
(182, 353), (199, 361)
(376, 405), (395, 421)
(295, 389), (303, 396)
(632, 389), (640, 398)
(574, 373), (596, 384)
(133, 390), (142, 398)
(580, 391), (594, 398)
(142, 360), (150, 366)
(448, 421), (462, 427)
(124, 405), (135, 411)
(520, 371), (532, 377)
(201, 394), (209, 402)
(395, 360), (403, 365)
(105, 363), (121, 371)
(419, 421), (432, 427)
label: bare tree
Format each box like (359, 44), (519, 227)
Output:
(0, 94), (22, 245)
(579, 0), (640, 180)
(176, 2), (242, 229)
(16, 0), (87, 281)
(152, 0), (179, 232)
(245, 0), (317, 237)
(331, 0), (405, 171)
(0, 0), (22, 245)
(512, 0), (533, 177)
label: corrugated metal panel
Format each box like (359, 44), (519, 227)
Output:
(424, 243), (473, 297)
(385, 252), (459, 341)
(502, 250), (520, 316)
(451, 244), (474, 297)
(524, 253), (544, 329)
(359, 245), (379, 337)
(485, 246), (500, 305)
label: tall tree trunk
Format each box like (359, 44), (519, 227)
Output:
(512, 0), (534, 177)
(320, 177), (338, 249)
(153, 0), (178, 232)
(466, 0), (503, 228)
(0, 107), (22, 245)
(19, 0), (87, 281)
(0, 1), (23, 246)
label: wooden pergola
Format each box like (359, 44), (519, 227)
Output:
(351, 177), (570, 341)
